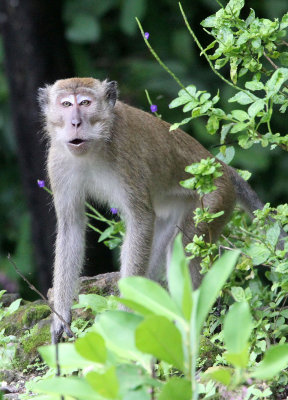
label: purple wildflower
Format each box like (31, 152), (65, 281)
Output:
(111, 207), (118, 215)
(150, 104), (158, 113)
(37, 180), (45, 188)
(144, 32), (150, 39)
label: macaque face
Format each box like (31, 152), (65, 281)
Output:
(42, 78), (118, 155)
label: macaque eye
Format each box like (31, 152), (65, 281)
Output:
(79, 99), (91, 106)
(62, 101), (72, 107)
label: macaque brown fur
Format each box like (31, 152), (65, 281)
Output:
(39, 77), (263, 343)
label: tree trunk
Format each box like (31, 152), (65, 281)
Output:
(0, 0), (74, 293)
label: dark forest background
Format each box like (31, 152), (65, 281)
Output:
(0, 0), (287, 299)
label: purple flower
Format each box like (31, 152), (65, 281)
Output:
(37, 180), (45, 188)
(150, 104), (158, 113)
(111, 207), (118, 215)
(144, 32), (150, 39)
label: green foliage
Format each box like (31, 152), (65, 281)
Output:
(28, 236), (242, 400)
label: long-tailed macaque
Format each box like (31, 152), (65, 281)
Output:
(38, 77), (264, 343)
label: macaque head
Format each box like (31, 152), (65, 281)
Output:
(38, 78), (118, 154)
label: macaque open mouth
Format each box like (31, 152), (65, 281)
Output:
(69, 139), (86, 145)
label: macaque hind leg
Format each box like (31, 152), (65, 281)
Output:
(147, 216), (179, 281)
(180, 203), (234, 289)
(120, 210), (155, 278)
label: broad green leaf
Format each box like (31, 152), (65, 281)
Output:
(75, 332), (106, 363)
(231, 286), (246, 302)
(231, 110), (249, 122)
(98, 226), (115, 242)
(229, 91), (256, 105)
(204, 366), (232, 385)
(224, 347), (249, 368)
(266, 68), (288, 98)
(230, 122), (249, 133)
(96, 311), (147, 362)
(216, 146), (235, 164)
(245, 243), (270, 265)
(7, 298), (21, 314)
(119, 277), (182, 322)
(207, 114), (219, 135)
(38, 343), (91, 369)
(224, 302), (253, 353)
(86, 367), (119, 399)
(158, 377), (192, 400)
(30, 377), (101, 400)
(266, 223), (280, 248)
(135, 315), (184, 371)
(168, 234), (192, 321)
(196, 251), (240, 336)
(114, 297), (155, 316)
(169, 117), (193, 131)
(75, 294), (107, 313)
(245, 81), (264, 91)
(248, 99), (265, 118)
(252, 344), (288, 380)
(225, 0), (244, 16)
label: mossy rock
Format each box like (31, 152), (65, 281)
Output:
(13, 318), (51, 370)
(79, 272), (120, 296)
(199, 336), (220, 370)
(0, 300), (51, 336)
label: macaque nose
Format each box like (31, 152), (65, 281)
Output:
(71, 118), (81, 128)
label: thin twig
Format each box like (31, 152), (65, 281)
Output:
(264, 51), (279, 70)
(7, 254), (75, 339)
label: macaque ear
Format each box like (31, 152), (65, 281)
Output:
(38, 85), (51, 113)
(104, 80), (118, 107)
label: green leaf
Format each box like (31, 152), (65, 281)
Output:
(168, 234), (193, 321)
(86, 367), (119, 399)
(98, 226), (115, 242)
(216, 146), (235, 164)
(30, 377), (99, 400)
(135, 315), (184, 371)
(75, 294), (107, 313)
(169, 117), (193, 131)
(248, 99), (265, 118)
(231, 286), (246, 302)
(38, 343), (91, 369)
(120, 0), (146, 35)
(265, 68), (288, 98)
(196, 251), (240, 336)
(266, 222), (280, 248)
(245, 81), (264, 91)
(230, 122), (249, 133)
(119, 277), (182, 322)
(252, 344), (288, 380)
(158, 377), (192, 400)
(7, 298), (21, 314)
(224, 302), (253, 353)
(245, 243), (270, 265)
(229, 91), (256, 105)
(96, 311), (147, 362)
(231, 110), (249, 122)
(75, 332), (106, 363)
(224, 347), (249, 368)
(204, 366), (232, 385)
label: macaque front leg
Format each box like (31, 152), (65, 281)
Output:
(120, 210), (155, 278)
(51, 196), (86, 343)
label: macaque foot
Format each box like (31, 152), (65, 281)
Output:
(51, 314), (72, 344)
